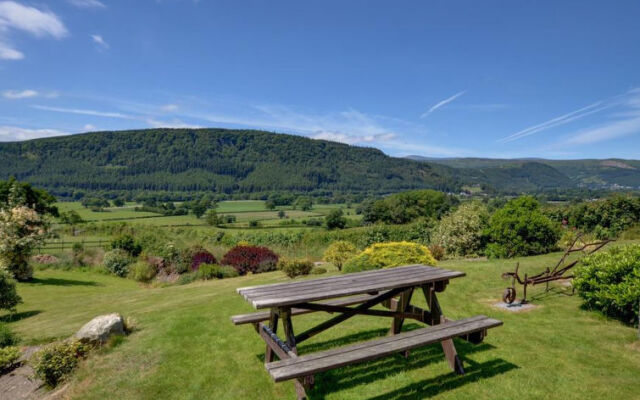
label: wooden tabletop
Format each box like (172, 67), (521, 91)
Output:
(237, 264), (465, 309)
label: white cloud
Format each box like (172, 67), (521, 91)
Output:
(0, 125), (66, 141)
(420, 91), (466, 118)
(67, 0), (106, 8)
(161, 104), (179, 112)
(83, 124), (97, 131)
(91, 34), (109, 50)
(146, 118), (201, 129)
(563, 117), (640, 145)
(3, 89), (38, 99)
(32, 105), (134, 119)
(0, 1), (68, 60)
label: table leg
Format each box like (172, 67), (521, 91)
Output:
(421, 284), (465, 375)
(390, 288), (414, 335)
(280, 307), (313, 400)
(265, 308), (279, 364)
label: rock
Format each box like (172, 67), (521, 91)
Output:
(73, 313), (124, 344)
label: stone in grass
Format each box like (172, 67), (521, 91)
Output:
(74, 313), (124, 344)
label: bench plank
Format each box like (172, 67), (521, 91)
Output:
(266, 315), (502, 382)
(230, 293), (388, 325)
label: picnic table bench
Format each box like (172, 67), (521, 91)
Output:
(232, 264), (502, 399)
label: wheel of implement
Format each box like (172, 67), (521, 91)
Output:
(502, 287), (516, 304)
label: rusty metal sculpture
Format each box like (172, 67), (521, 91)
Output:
(501, 234), (613, 304)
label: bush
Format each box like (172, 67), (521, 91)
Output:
(103, 249), (132, 277)
(128, 261), (157, 282)
(311, 267), (327, 275)
(221, 245), (279, 275)
(325, 209), (347, 230)
(33, 340), (91, 387)
(428, 244), (445, 261)
(485, 196), (561, 258)
(573, 245), (640, 326)
(190, 250), (217, 271)
(432, 202), (489, 258)
(110, 234), (142, 257)
(196, 264), (238, 280)
(177, 271), (198, 285)
(279, 259), (314, 278)
(343, 241), (437, 273)
(0, 323), (18, 347)
(323, 241), (357, 271)
(0, 346), (20, 371)
(0, 270), (21, 312)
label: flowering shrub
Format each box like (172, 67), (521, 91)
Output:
(221, 245), (279, 275)
(190, 251), (217, 271)
(103, 249), (132, 277)
(432, 202), (489, 258)
(323, 241), (357, 271)
(0, 206), (47, 280)
(343, 241), (437, 273)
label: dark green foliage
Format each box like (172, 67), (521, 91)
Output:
(249, 220), (259, 227)
(196, 264), (238, 280)
(0, 178), (58, 216)
(277, 210), (285, 219)
(0, 323), (18, 347)
(59, 210), (84, 225)
(0, 271), (21, 312)
(81, 197), (110, 210)
(294, 196), (313, 211)
(567, 195), (640, 237)
(33, 340), (91, 387)
(574, 245), (640, 326)
(325, 209), (346, 230)
(362, 189), (452, 225)
(110, 234), (143, 257)
(112, 198), (125, 207)
(205, 210), (220, 226)
(279, 259), (314, 278)
(0, 129), (460, 199)
(485, 196), (561, 258)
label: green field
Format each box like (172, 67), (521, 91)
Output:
(5, 251), (640, 399)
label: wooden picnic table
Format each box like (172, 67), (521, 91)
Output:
(232, 264), (502, 399)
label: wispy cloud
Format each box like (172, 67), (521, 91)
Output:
(3, 89), (38, 99)
(0, 1), (68, 60)
(32, 105), (134, 119)
(67, 0), (106, 8)
(420, 90), (466, 118)
(161, 104), (179, 112)
(0, 125), (67, 141)
(500, 89), (639, 144)
(146, 118), (201, 129)
(91, 34), (109, 50)
(83, 124), (97, 131)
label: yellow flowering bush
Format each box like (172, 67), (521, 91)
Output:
(343, 241), (436, 273)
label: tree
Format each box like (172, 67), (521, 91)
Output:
(294, 196), (313, 211)
(0, 178), (58, 217)
(485, 196), (561, 258)
(362, 190), (452, 225)
(265, 199), (276, 210)
(323, 241), (356, 271)
(112, 198), (125, 207)
(432, 202), (490, 258)
(205, 209), (220, 226)
(0, 205), (47, 280)
(0, 270), (21, 312)
(277, 210), (286, 219)
(325, 209), (347, 230)
(59, 210), (84, 225)
(192, 202), (207, 218)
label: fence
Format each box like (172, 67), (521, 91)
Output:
(38, 239), (107, 252)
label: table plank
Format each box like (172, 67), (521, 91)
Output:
(237, 265), (464, 309)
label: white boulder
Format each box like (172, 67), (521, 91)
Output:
(74, 313), (124, 344)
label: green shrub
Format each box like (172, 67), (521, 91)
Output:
(325, 209), (347, 230)
(33, 340), (91, 387)
(0, 270), (21, 312)
(177, 271), (198, 285)
(196, 264), (238, 280)
(485, 196), (561, 258)
(103, 249), (132, 277)
(344, 241), (437, 273)
(574, 245), (640, 326)
(279, 259), (314, 278)
(323, 241), (357, 271)
(0, 323), (18, 347)
(128, 261), (157, 282)
(110, 234), (143, 257)
(0, 346), (20, 370)
(311, 267), (327, 275)
(432, 202), (489, 258)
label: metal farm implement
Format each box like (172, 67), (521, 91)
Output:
(501, 234), (613, 304)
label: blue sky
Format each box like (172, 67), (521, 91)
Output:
(1, 0), (640, 159)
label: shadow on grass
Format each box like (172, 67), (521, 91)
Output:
(526, 285), (574, 303)
(28, 277), (101, 287)
(0, 310), (41, 322)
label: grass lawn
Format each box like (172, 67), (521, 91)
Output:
(5, 252), (640, 399)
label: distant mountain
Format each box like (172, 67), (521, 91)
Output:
(0, 129), (461, 199)
(407, 156), (640, 190)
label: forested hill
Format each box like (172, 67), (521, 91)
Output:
(0, 129), (460, 199)
(407, 156), (640, 191)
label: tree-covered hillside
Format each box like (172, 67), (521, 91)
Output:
(0, 129), (460, 199)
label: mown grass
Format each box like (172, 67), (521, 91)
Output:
(4, 250), (640, 399)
